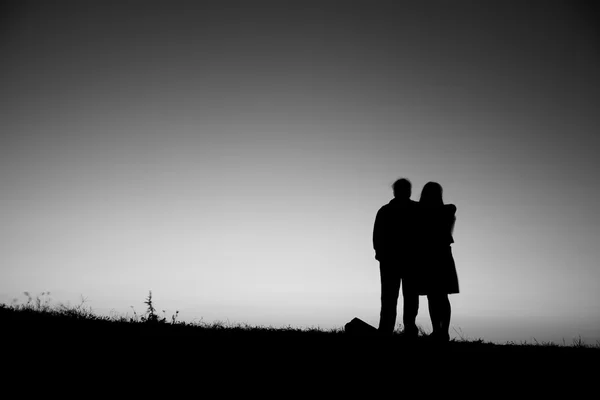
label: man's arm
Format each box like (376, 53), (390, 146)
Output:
(373, 207), (385, 261)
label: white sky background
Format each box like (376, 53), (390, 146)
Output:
(1, 1), (599, 344)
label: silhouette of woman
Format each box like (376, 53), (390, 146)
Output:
(417, 182), (459, 342)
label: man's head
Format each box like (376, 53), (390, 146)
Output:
(392, 178), (411, 199)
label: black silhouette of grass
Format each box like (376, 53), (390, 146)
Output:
(3, 290), (598, 369)
(4, 290), (599, 393)
(2, 291), (349, 342)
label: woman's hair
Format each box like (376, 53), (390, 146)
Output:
(419, 181), (444, 206)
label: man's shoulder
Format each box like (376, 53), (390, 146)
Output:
(380, 199), (419, 214)
(375, 203), (389, 219)
(401, 199), (419, 210)
(377, 203), (390, 212)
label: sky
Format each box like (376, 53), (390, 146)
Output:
(1, 0), (599, 345)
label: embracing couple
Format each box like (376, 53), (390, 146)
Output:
(373, 178), (459, 342)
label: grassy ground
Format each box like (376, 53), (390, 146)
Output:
(3, 292), (598, 392)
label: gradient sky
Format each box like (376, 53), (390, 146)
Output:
(1, 0), (599, 344)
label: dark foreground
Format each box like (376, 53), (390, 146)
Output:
(3, 303), (597, 394)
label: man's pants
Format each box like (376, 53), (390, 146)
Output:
(378, 262), (419, 335)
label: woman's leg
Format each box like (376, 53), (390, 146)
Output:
(427, 294), (440, 335)
(440, 294), (451, 339)
(428, 294), (451, 341)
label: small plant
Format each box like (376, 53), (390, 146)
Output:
(140, 291), (164, 323)
(138, 291), (180, 324)
(171, 310), (180, 324)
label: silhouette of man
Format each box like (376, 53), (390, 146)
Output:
(373, 178), (419, 337)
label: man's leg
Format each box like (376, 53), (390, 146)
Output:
(378, 262), (401, 334)
(402, 284), (419, 338)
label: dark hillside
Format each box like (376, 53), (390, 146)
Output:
(2, 302), (597, 394)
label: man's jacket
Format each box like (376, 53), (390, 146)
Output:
(373, 197), (418, 262)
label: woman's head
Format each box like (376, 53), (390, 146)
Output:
(419, 181), (444, 206)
